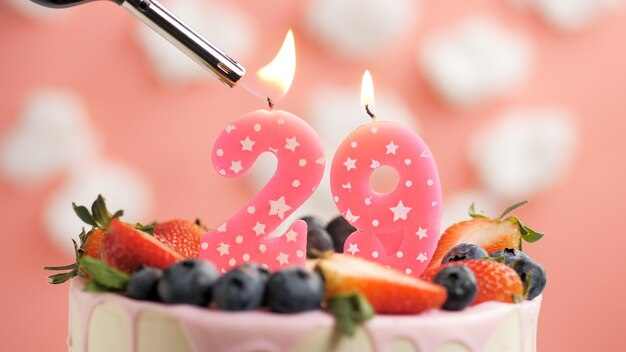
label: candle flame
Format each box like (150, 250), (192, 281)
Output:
(361, 70), (375, 109)
(257, 30), (296, 100)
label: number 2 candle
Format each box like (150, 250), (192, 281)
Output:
(330, 71), (442, 277)
(200, 31), (325, 273)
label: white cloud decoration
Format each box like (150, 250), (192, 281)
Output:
(136, 0), (255, 82)
(469, 107), (577, 200)
(44, 160), (152, 253)
(0, 90), (100, 186)
(512, 0), (622, 31)
(305, 0), (418, 59)
(420, 17), (533, 106)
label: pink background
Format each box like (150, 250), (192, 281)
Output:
(1, 0), (625, 351)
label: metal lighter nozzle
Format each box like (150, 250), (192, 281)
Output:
(30, 0), (246, 87)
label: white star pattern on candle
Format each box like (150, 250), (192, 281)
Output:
(390, 200), (412, 222)
(385, 141), (399, 155)
(420, 150), (429, 158)
(216, 242), (230, 256)
(342, 182), (352, 189)
(344, 209), (360, 223)
(225, 125), (236, 134)
(370, 159), (380, 169)
(347, 243), (360, 255)
(285, 229), (298, 242)
(252, 222), (266, 236)
(269, 196), (292, 219)
(276, 252), (289, 265)
(229, 160), (243, 174)
(416, 227), (428, 240)
(285, 137), (300, 152)
(240, 136), (255, 151)
(343, 157), (357, 171)
(416, 252), (428, 263)
(216, 223), (227, 233)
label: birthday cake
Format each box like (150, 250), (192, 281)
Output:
(48, 196), (546, 352)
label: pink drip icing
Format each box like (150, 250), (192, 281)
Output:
(69, 279), (542, 352)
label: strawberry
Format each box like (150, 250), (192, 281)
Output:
(83, 229), (106, 259)
(153, 219), (204, 258)
(423, 260), (523, 305)
(425, 201), (543, 272)
(316, 254), (446, 314)
(45, 195), (124, 284)
(101, 220), (184, 273)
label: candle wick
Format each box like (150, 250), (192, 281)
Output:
(365, 104), (376, 122)
(267, 97), (275, 110)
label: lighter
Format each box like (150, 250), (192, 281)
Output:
(31, 0), (246, 87)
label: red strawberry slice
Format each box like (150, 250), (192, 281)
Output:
(101, 220), (184, 273)
(153, 219), (204, 258)
(425, 201), (543, 272)
(423, 260), (523, 305)
(317, 254), (446, 314)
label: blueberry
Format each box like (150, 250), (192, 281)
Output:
(157, 259), (218, 306)
(213, 264), (269, 311)
(441, 243), (488, 264)
(300, 215), (325, 230)
(434, 266), (477, 311)
(326, 215), (356, 253)
(127, 266), (162, 301)
(266, 267), (324, 313)
(306, 227), (335, 258)
(509, 257), (546, 300)
(491, 248), (529, 265)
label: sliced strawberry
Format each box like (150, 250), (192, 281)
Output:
(101, 220), (184, 273)
(317, 254), (446, 314)
(153, 219), (204, 258)
(423, 260), (523, 305)
(425, 201), (543, 272)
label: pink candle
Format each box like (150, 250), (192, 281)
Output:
(200, 31), (325, 273)
(330, 71), (442, 277)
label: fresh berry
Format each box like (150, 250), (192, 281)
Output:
(101, 220), (184, 273)
(326, 215), (356, 253)
(317, 254), (446, 314)
(306, 227), (335, 258)
(433, 266), (477, 311)
(423, 260), (523, 305)
(491, 248), (529, 264)
(83, 229), (106, 259)
(441, 243), (488, 264)
(426, 201), (543, 272)
(153, 219), (204, 258)
(300, 215), (325, 230)
(45, 195), (124, 284)
(213, 264), (270, 311)
(157, 259), (219, 306)
(127, 266), (163, 301)
(266, 267), (325, 313)
(509, 257), (546, 300)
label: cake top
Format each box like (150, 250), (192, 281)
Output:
(46, 195), (546, 335)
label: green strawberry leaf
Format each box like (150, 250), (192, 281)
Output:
(136, 222), (156, 235)
(83, 280), (115, 293)
(498, 200), (528, 221)
(516, 218), (544, 243)
(468, 202), (486, 219)
(73, 204), (96, 227)
(79, 257), (129, 292)
(327, 293), (375, 337)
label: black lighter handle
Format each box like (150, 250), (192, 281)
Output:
(29, 0), (245, 87)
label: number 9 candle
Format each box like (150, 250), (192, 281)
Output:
(330, 71), (442, 277)
(200, 31), (325, 273)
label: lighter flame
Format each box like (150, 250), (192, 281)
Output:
(361, 70), (375, 109)
(257, 30), (296, 100)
